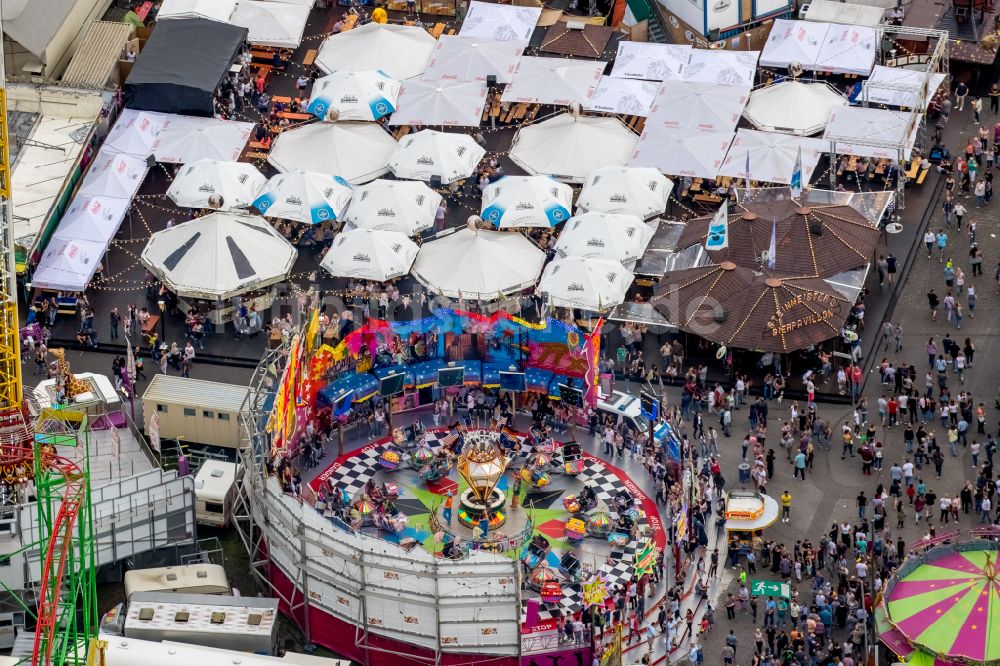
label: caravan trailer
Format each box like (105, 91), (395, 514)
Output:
(123, 564), (231, 601)
(193, 460), (242, 527)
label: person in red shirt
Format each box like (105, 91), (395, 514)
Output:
(887, 397), (899, 427)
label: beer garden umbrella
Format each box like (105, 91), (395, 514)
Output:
(554, 212), (653, 263)
(537, 255), (634, 312)
(166, 159), (267, 210)
(341, 179), (441, 235)
(320, 228), (418, 281)
(388, 130), (486, 185)
(575, 166), (672, 219)
(306, 70), (401, 121)
(480, 176), (572, 228)
(252, 171), (353, 224)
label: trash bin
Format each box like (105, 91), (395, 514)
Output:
(738, 463), (751, 484)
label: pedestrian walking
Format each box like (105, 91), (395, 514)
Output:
(973, 96), (983, 123)
(936, 228), (948, 261)
(108, 307), (120, 340)
(956, 81), (969, 111)
(953, 204), (966, 229)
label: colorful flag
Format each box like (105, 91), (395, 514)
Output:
(744, 150), (751, 200)
(768, 218), (777, 271)
(705, 203), (729, 251)
(789, 146), (803, 199)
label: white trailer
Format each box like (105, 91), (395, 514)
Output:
(193, 460), (241, 527)
(124, 563), (231, 600)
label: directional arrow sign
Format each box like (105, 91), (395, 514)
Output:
(750, 580), (791, 599)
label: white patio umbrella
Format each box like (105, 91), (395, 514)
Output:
(538, 256), (634, 312)
(78, 153), (147, 200)
(341, 179), (441, 235)
(509, 113), (638, 184)
(553, 212), (653, 263)
(501, 56), (605, 106)
(156, 0), (237, 21)
(166, 160), (267, 210)
(104, 110), (163, 157)
(388, 130), (485, 184)
(410, 226), (545, 300)
(31, 236), (107, 292)
(231, 0), (311, 48)
(140, 212), (297, 300)
(585, 77), (660, 116)
(57, 196), (130, 240)
(424, 35), (527, 83)
(629, 127), (734, 179)
(268, 122), (397, 184)
(610, 42), (690, 81)
(717, 129), (825, 185)
(252, 171), (354, 224)
(388, 78), (487, 127)
(743, 80), (846, 136)
(152, 119), (254, 163)
(576, 166), (671, 219)
(480, 176), (572, 228)
(458, 1), (541, 41)
(306, 70), (401, 122)
(646, 81), (750, 133)
(315, 22), (437, 81)
(320, 228), (418, 281)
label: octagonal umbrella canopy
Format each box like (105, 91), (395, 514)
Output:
(652, 263), (851, 353)
(743, 80), (847, 136)
(307, 70), (401, 122)
(320, 228), (418, 282)
(140, 212), (297, 300)
(884, 546), (1000, 664)
(554, 212), (653, 263)
(388, 130), (486, 185)
(315, 22), (437, 81)
(410, 226), (545, 300)
(388, 78), (487, 127)
(341, 179), (441, 235)
(538, 255), (634, 312)
(166, 159), (267, 210)
(481, 176), (572, 228)
(423, 35), (527, 83)
(252, 171), (353, 224)
(268, 122), (397, 184)
(510, 113), (638, 184)
(576, 166), (672, 219)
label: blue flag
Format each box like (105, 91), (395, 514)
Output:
(789, 146), (803, 199)
(705, 204), (729, 251)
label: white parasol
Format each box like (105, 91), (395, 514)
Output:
(553, 212), (653, 263)
(629, 127), (734, 179)
(509, 113), (638, 184)
(538, 255), (634, 312)
(341, 179), (441, 235)
(252, 171), (354, 224)
(501, 56), (605, 106)
(306, 70), (401, 122)
(424, 35), (527, 83)
(268, 122), (397, 184)
(104, 110), (163, 157)
(56, 196), (130, 240)
(743, 80), (846, 136)
(480, 176), (572, 228)
(458, 2), (541, 41)
(410, 226), (545, 300)
(320, 228), (418, 281)
(388, 78), (487, 127)
(78, 153), (147, 200)
(140, 212), (297, 300)
(152, 117), (255, 164)
(315, 22), (437, 81)
(166, 159), (267, 210)
(231, 0), (311, 48)
(646, 81), (750, 133)
(388, 130), (485, 184)
(576, 166), (672, 219)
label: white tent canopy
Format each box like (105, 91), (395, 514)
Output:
(610, 42), (690, 81)
(104, 110), (163, 157)
(804, 0), (885, 26)
(815, 24), (877, 75)
(166, 160), (267, 210)
(501, 57), (605, 106)
(823, 106), (919, 160)
(388, 130), (485, 184)
(410, 227), (545, 300)
(538, 256), (633, 312)
(78, 153), (147, 200)
(743, 80), (846, 136)
(140, 212), (297, 300)
(683, 49), (760, 87)
(31, 236), (107, 292)
(585, 77), (659, 116)
(629, 127), (734, 178)
(424, 35), (527, 83)
(231, 0), (311, 48)
(554, 212), (653, 263)
(509, 114), (639, 184)
(759, 19), (829, 70)
(268, 122), (397, 184)
(56, 196), (129, 241)
(156, 0), (237, 22)
(152, 116), (254, 164)
(252, 171), (354, 224)
(480, 176), (573, 228)
(342, 179), (441, 235)
(646, 81), (750, 133)
(861, 66), (947, 109)
(575, 166), (672, 219)
(316, 23), (437, 81)
(718, 129), (825, 184)
(458, 2), (541, 41)
(307, 71), (401, 122)
(389, 78), (487, 127)
(320, 228), (418, 281)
